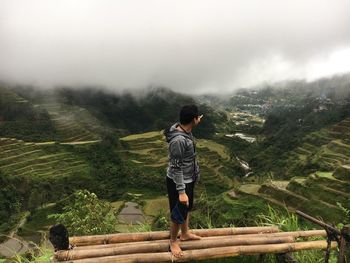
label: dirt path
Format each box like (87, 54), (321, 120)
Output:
(117, 202), (152, 224)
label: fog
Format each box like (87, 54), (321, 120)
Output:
(1, 0), (350, 94)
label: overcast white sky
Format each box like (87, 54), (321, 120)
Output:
(1, 0), (350, 94)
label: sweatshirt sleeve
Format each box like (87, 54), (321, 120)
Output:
(169, 138), (186, 194)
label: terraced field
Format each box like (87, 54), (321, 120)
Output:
(143, 197), (169, 217)
(238, 166), (350, 223)
(0, 86), (29, 105)
(1, 85), (106, 144)
(0, 137), (90, 179)
(38, 101), (103, 143)
(118, 130), (235, 194)
(287, 118), (350, 173)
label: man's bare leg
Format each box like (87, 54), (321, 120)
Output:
(169, 221), (184, 258)
(180, 213), (202, 241)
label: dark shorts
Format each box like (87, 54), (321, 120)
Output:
(166, 176), (195, 212)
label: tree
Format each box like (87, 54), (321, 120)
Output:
(49, 190), (116, 236)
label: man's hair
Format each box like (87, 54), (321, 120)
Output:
(180, 104), (199, 125)
(49, 224), (69, 251)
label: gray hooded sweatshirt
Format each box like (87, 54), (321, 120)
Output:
(164, 122), (200, 194)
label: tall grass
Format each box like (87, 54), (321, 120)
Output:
(198, 186), (214, 229)
(255, 204), (337, 263)
(255, 204), (299, 232)
(11, 245), (53, 263)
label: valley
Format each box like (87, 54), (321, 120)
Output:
(0, 79), (350, 261)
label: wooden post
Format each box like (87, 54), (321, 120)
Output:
(338, 226), (350, 263)
(258, 254), (265, 262)
(276, 253), (299, 263)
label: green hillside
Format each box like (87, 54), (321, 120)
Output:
(286, 117), (350, 176)
(0, 136), (94, 231)
(38, 102), (103, 142)
(118, 130), (237, 194)
(2, 84), (230, 246)
(0, 85), (109, 142)
(238, 166), (350, 223)
(1, 79), (350, 261)
(0, 86), (57, 141)
(234, 115), (350, 224)
(0, 138), (90, 179)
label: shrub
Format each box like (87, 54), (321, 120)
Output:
(48, 190), (116, 236)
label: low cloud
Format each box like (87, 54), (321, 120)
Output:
(1, 0), (350, 94)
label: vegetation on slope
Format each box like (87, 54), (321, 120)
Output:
(0, 86), (57, 141)
(2, 76), (350, 261)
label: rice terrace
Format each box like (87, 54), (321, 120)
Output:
(1, 1), (350, 262)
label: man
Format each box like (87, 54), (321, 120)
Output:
(163, 104), (203, 258)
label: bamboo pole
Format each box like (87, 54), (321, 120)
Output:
(57, 236), (294, 261)
(69, 226), (279, 246)
(60, 240), (337, 263)
(72, 230), (326, 250)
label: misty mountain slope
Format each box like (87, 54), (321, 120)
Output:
(8, 86), (111, 143)
(230, 74), (350, 112)
(55, 86), (193, 134)
(0, 85), (29, 104)
(0, 85), (57, 141)
(248, 95), (350, 178)
(54, 86), (222, 138)
(7, 85), (224, 139)
(37, 102), (104, 143)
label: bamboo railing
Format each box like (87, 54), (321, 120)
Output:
(54, 227), (336, 262)
(69, 226), (279, 246)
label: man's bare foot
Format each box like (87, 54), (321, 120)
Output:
(169, 240), (184, 258)
(180, 232), (202, 241)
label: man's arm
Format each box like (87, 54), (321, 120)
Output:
(169, 138), (186, 194)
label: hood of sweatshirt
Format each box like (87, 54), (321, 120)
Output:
(163, 122), (193, 143)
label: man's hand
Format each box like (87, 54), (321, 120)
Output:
(179, 193), (189, 207)
(195, 114), (203, 126)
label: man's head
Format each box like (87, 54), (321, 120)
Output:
(179, 104), (202, 127)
